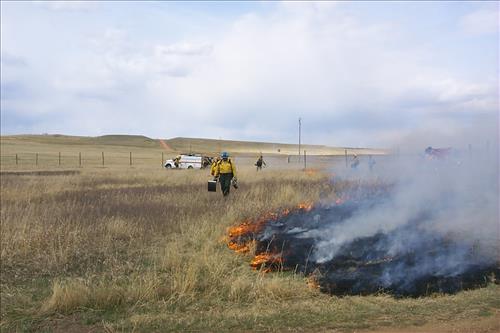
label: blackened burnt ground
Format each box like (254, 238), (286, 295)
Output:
(243, 191), (500, 297)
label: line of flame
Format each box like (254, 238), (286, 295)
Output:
(226, 202), (314, 272)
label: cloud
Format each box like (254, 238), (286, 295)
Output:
(33, 1), (96, 12)
(155, 42), (213, 56)
(1, 2), (498, 147)
(460, 6), (499, 36)
(1, 52), (28, 67)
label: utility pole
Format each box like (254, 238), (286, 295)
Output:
(298, 117), (302, 162)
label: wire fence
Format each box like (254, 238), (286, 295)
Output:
(0, 152), (169, 169)
(1, 149), (389, 170)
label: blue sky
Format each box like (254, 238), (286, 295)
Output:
(1, 1), (498, 148)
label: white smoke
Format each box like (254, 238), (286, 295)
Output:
(308, 127), (499, 265)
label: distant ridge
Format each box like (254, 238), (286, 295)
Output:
(1, 134), (159, 148)
(164, 137), (387, 156)
(1, 134), (388, 156)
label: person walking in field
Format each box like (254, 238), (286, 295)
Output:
(214, 152), (237, 197)
(210, 156), (220, 177)
(255, 155), (266, 171)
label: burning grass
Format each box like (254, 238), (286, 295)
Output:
(226, 185), (500, 297)
(1, 167), (499, 332)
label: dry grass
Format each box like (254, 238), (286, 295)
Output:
(1, 165), (499, 332)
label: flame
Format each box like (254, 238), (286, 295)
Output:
(297, 202), (313, 212)
(228, 220), (255, 238)
(228, 240), (253, 253)
(226, 202), (315, 271)
(250, 253), (283, 271)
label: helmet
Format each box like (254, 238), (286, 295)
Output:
(221, 152), (229, 158)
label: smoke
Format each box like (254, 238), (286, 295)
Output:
(306, 129), (499, 279)
(225, 124), (499, 295)
(280, 125), (500, 294)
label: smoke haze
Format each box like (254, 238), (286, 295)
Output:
(308, 128), (499, 275)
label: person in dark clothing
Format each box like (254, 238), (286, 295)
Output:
(214, 152), (237, 196)
(255, 155), (266, 171)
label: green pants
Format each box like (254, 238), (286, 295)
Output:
(219, 173), (233, 196)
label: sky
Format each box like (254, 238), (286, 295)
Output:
(1, 1), (499, 148)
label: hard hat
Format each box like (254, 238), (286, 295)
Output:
(221, 151), (229, 158)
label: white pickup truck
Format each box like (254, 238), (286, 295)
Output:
(164, 154), (211, 169)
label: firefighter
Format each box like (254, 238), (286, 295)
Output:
(202, 156), (212, 169)
(174, 155), (181, 168)
(214, 152), (237, 196)
(255, 155), (266, 171)
(210, 156), (220, 177)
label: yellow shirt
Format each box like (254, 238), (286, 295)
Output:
(210, 161), (217, 176)
(216, 158), (236, 176)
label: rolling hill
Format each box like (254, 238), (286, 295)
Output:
(0, 134), (388, 156)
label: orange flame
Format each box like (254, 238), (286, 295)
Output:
(297, 202), (313, 212)
(226, 202), (315, 271)
(228, 240), (253, 253)
(250, 253), (283, 271)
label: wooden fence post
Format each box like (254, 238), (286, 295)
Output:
(79, 152), (82, 167)
(15, 154), (18, 165)
(102, 152), (104, 167)
(345, 149), (348, 168)
(304, 150), (307, 170)
(58, 152), (61, 166)
(35, 153), (38, 166)
(162, 152), (164, 167)
(130, 152), (132, 166)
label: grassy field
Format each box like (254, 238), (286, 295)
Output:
(0, 136), (499, 332)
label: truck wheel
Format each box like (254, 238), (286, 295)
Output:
(166, 164), (172, 169)
(187, 165), (194, 169)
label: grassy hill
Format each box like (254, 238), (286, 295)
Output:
(1, 134), (159, 148)
(1, 134), (388, 156)
(167, 137), (329, 155)
(166, 137), (388, 156)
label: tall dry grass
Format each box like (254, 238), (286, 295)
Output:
(1, 167), (498, 332)
(1, 168), (331, 326)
